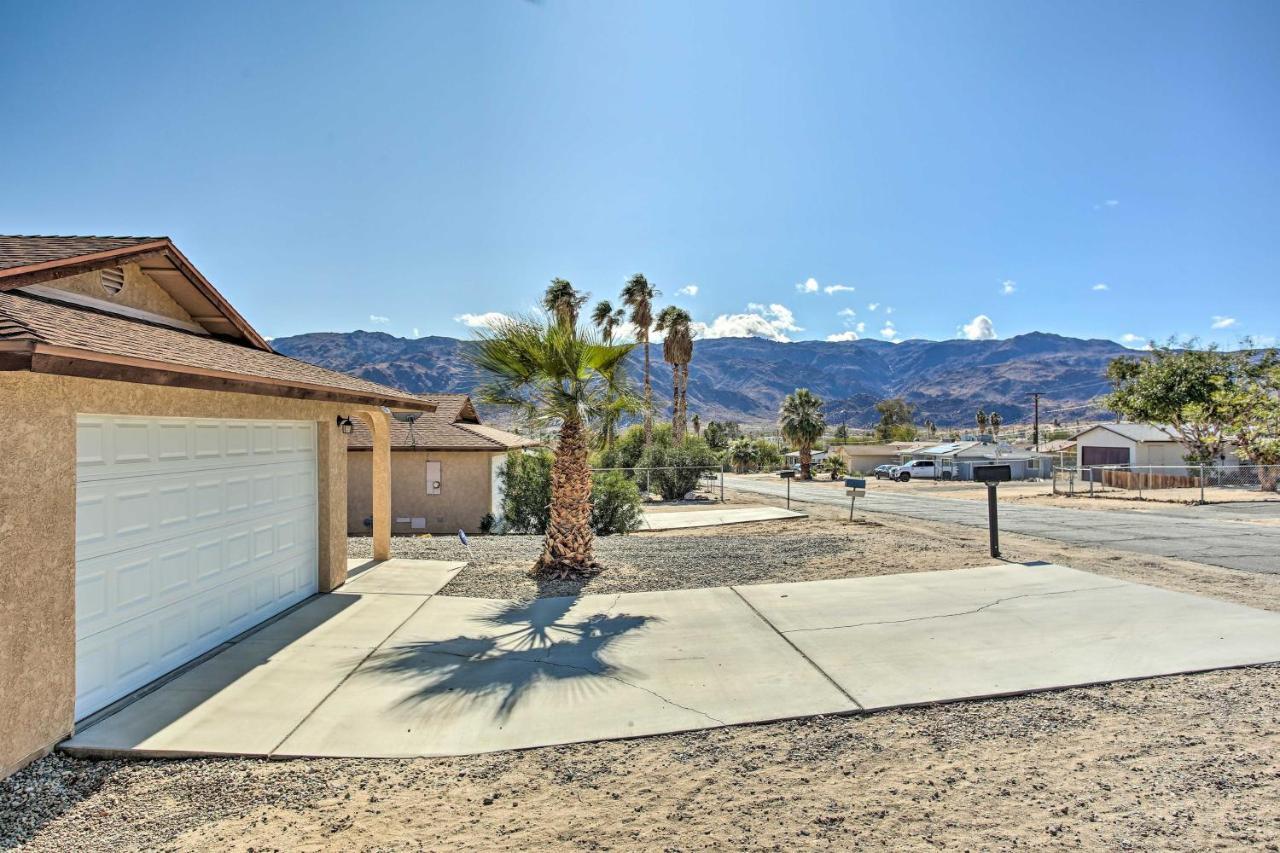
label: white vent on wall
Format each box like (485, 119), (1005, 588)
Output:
(100, 267), (125, 295)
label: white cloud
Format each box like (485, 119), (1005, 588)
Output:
(1120, 333), (1145, 344)
(1001, 280), (1016, 295)
(837, 307), (857, 319)
(369, 314), (390, 324)
(796, 277), (820, 294)
(884, 306), (894, 315)
(1092, 283), (1109, 291)
(855, 322), (866, 334)
(692, 303), (802, 342)
(879, 320), (899, 341)
(867, 302), (880, 311)
(826, 330), (860, 342)
(961, 314), (997, 340)
(454, 311), (513, 330)
(677, 284), (699, 297)
(412, 327), (420, 338)
(823, 284), (856, 295)
(1211, 316), (1237, 330)
(1094, 199), (1120, 210)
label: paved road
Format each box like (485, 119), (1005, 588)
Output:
(725, 475), (1280, 575)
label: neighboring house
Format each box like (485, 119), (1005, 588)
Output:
(784, 449), (829, 468)
(1072, 423), (1239, 473)
(906, 438), (1050, 480)
(346, 395), (538, 535)
(0, 235), (429, 779)
(831, 441), (934, 472)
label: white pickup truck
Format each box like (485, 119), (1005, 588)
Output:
(890, 459), (939, 481)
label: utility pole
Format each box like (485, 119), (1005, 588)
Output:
(1030, 391), (1045, 451)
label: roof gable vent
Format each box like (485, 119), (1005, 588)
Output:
(100, 267), (125, 296)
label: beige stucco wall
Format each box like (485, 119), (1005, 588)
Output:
(39, 264), (198, 326)
(0, 371), (354, 778)
(348, 450), (498, 535)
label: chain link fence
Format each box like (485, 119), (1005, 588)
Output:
(592, 465), (726, 503)
(1053, 464), (1280, 503)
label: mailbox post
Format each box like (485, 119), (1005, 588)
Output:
(844, 477), (867, 520)
(973, 464), (1013, 558)
(777, 469), (795, 509)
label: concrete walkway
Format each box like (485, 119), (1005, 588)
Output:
(726, 475), (1280, 575)
(640, 505), (806, 531)
(62, 561), (1280, 759)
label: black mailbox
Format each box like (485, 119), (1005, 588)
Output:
(777, 470), (796, 479)
(973, 464), (1012, 483)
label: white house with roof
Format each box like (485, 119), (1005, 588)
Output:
(906, 437), (1050, 480)
(1071, 423), (1239, 474)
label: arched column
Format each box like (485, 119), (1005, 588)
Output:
(355, 407), (392, 561)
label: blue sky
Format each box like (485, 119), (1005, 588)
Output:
(2, 1), (1277, 348)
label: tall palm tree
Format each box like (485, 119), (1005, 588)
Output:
(543, 278), (588, 327)
(976, 408), (989, 436)
(621, 273), (659, 445)
(989, 411), (1003, 436)
(591, 299), (626, 343)
(590, 300), (628, 448)
(780, 388), (826, 480)
(469, 314), (637, 577)
(727, 436), (757, 473)
(691, 413), (701, 436)
(655, 306), (694, 441)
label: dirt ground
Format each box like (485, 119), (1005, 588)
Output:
(5, 496), (1280, 851)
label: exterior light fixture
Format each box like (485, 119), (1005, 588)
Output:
(337, 416), (355, 435)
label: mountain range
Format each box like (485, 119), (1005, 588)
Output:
(273, 330), (1132, 427)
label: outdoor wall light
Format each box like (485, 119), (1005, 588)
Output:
(337, 416), (355, 435)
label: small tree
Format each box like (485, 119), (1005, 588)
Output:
(727, 436), (757, 473)
(780, 388), (826, 480)
(990, 411), (1003, 437)
(976, 408), (989, 436)
(874, 398), (916, 442)
(832, 423), (850, 443)
(1106, 339), (1278, 464)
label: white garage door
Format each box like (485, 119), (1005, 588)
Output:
(74, 415), (318, 719)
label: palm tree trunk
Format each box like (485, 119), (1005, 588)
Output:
(536, 414), (597, 576)
(642, 337), (653, 445)
(675, 358), (686, 438)
(679, 362), (690, 440)
(801, 446), (812, 480)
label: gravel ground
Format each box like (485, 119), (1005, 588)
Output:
(4, 665), (1278, 851)
(6, 495), (1280, 850)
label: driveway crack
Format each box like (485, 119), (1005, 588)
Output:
(782, 583), (1129, 634)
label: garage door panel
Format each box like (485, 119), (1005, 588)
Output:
(75, 415), (318, 719)
(74, 548), (319, 718)
(76, 461), (316, 561)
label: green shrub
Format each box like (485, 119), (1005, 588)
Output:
(637, 435), (720, 500)
(497, 449), (643, 535)
(590, 471), (643, 534)
(498, 449), (553, 534)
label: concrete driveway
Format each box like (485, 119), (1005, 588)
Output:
(640, 505), (806, 530)
(726, 475), (1280, 575)
(63, 561), (1280, 759)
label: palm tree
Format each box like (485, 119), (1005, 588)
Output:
(691, 413), (701, 436)
(469, 314), (637, 577)
(543, 278), (588, 327)
(990, 411), (1003, 437)
(924, 419), (937, 438)
(655, 306), (694, 441)
(591, 299), (626, 343)
(727, 436), (757, 473)
(591, 300), (629, 449)
(780, 388), (826, 480)
(621, 274), (660, 445)
(976, 408), (989, 436)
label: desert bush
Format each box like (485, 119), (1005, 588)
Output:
(590, 470), (643, 534)
(637, 435), (719, 499)
(497, 449), (642, 535)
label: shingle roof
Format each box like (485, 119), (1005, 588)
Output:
(0, 291), (433, 408)
(1075, 423), (1179, 442)
(0, 236), (165, 271)
(347, 395), (539, 451)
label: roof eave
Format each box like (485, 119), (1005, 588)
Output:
(1, 342), (436, 411)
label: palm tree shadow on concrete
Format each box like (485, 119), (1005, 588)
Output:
(365, 590), (658, 722)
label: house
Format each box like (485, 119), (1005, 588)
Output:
(830, 441), (934, 472)
(784, 449), (829, 468)
(906, 438), (1051, 480)
(1072, 423), (1239, 474)
(0, 235), (430, 779)
(346, 395), (539, 534)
